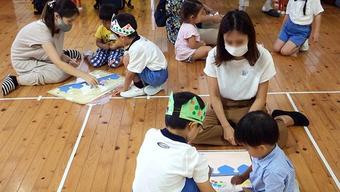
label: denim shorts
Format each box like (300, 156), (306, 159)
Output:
(279, 17), (311, 46)
(181, 178), (200, 192)
(138, 67), (168, 87)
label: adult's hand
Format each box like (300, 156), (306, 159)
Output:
(223, 125), (236, 145)
(81, 73), (98, 86)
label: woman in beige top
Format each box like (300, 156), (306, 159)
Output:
(1, 0), (98, 96)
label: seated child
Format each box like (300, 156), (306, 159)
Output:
(175, 0), (212, 62)
(89, 4), (124, 68)
(111, 13), (168, 98)
(273, 0), (323, 56)
(231, 111), (299, 192)
(133, 92), (216, 192)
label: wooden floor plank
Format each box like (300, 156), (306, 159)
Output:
(292, 94), (340, 181)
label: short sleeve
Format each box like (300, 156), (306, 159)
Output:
(185, 147), (209, 183)
(183, 24), (200, 40)
(95, 25), (103, 39)
(313, 0), (324, 16)
(263, 171), (286, 191)
(259, 48), (276, 83)
(127, 48), (147, 73)
(204, 48), (218, 78)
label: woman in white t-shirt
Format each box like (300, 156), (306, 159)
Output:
(273, 0), (324, 56)
(1, 0), (98, 96)
(192, 10), (309, 147)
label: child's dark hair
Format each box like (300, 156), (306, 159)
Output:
(112, 13), (138, 38)
(235, 111), (279, 146)
(99, 4), (118, 20)
(181, 0), (203, 23)
(215, 10), (259, 66)
(165, 92), (205, 129)
(41, 0), (79, 36)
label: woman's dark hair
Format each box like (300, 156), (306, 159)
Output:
(112, 13), (138, 38)
(180, 0), (203, 22)
(99, 4), (118, 21)
(165, 92), (205, 129)
(215, 10), (259, 66)
(235, 111), (279, 147)
(41, 0), (79, 36)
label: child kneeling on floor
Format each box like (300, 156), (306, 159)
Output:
(273, 0), (323, 56)
(89, 4), (124, 68)
(133, 92), (216, 192)
(111, 13), (168, 98)
(231, 111), (299, 192)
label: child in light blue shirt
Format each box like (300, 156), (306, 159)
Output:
(231, 111), (298, 192)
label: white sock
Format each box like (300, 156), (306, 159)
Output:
(262, 0), (273, 11)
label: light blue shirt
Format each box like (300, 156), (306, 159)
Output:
(249, 145), (297, 192)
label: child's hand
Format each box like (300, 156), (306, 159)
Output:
(103, 44), (110, 50)
(231, 175), (247, 185)
(311, 32), (319, 43)
(112, 85), (124, 96)
(109, 44), (116, 50)
(211, 14), (222, 23)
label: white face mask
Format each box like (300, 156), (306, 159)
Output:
(224, 42), (248, 57)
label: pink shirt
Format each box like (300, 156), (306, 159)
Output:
(175, 23), (200, 61)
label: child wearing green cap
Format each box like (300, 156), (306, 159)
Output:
(132, 92), (216, 192)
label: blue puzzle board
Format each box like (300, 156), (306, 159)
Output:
(199, 150), (253, 192)
(48, 70), (124, 104)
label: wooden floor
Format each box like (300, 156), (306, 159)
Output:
(0, 0), (339, 191)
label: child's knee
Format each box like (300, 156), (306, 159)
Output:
(273, 45), (282, 53)
(205, 46), (212, 52)
(280, 45), (296, 56)
(280, 49), (292, 56)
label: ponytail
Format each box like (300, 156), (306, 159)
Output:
(41, 0), (79, 36)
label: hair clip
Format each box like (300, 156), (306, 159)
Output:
(47, 0), (56, 8)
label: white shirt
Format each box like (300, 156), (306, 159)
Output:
(204, 45), (276, 101)
(286, 0), (324, 25)
(132, 128), (209, 192)
(127, 36), (167, 73)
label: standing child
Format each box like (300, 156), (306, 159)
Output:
(273, 0), (323, 56)
(89, 4), (124, 68)
(231, 111), (299, 192)
(133, 92), (216, 192)
(111, 13), (168, 98)
(175, 0), (212, 62)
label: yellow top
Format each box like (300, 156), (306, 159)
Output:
(95, 24), (117, 44)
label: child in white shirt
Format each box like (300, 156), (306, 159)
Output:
(133, 92), (216, 192)
(111, 13), (168, 98)
(273, 0), (324, 56)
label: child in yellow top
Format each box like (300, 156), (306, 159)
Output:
(89, 4), (124, 68)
